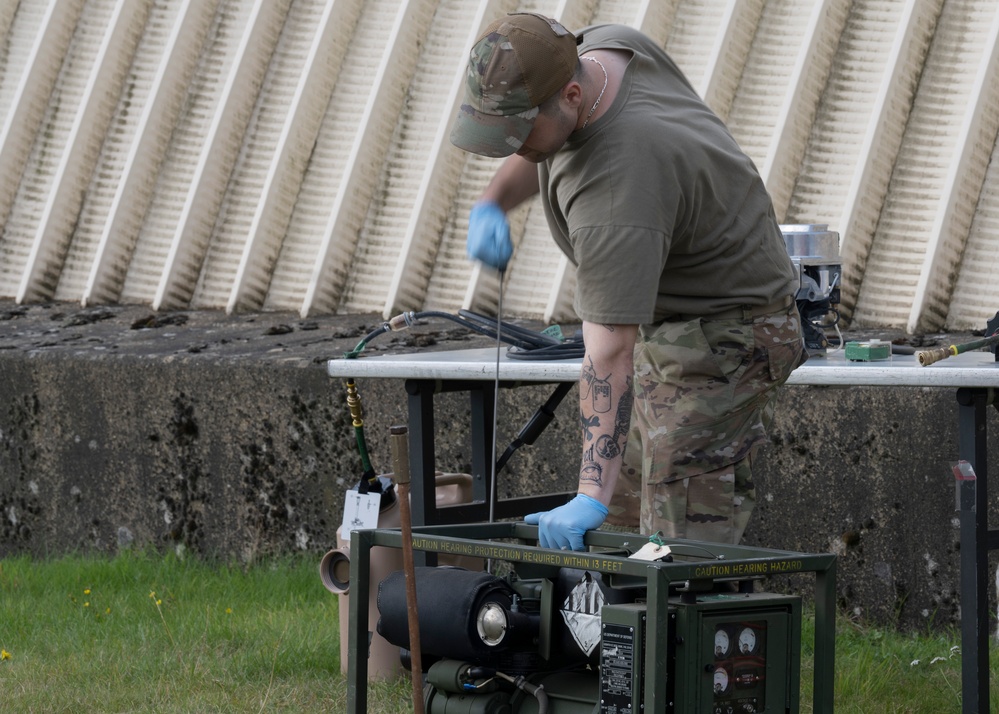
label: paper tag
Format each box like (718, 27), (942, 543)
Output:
(340, 490), (382, 540)
(629, 542), (672, 562)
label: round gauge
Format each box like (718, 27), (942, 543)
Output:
(738, 627), (758, 654)
(713, 666), (730, 694)
(714, 628), (731, 658)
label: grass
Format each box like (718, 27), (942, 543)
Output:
(0, 549), (388, 713)
(0, 551), (996, 712)
(800, 609), (999, 713)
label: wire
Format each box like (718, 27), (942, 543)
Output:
(341, 309), (583, 360)
(506, 341), (585, 360)
(827, 321), (843, 355)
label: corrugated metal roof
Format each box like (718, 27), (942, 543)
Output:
(1, 0), (997, 333)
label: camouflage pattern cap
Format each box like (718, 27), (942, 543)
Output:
(450, 13), (580, 158)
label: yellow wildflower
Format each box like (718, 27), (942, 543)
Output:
(83, 589), (90, 595)
(1, 649), (10, 660)
(84, 602), (90, 608)
(226, 608), (232, 614)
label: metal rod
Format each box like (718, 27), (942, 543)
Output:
(390, 424), (425, 713)
(488, 271), (503, 574)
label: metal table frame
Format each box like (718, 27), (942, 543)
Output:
(329, 347), (999, 713)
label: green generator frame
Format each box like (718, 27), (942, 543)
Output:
(344, 522), (836, 713)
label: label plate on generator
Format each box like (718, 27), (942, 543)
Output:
(600, 623), (637, 713)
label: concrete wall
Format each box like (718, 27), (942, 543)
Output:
(2, 301), (997, 631)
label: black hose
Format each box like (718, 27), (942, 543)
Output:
(343, 310), (583, 360)
(495, 382), (575, 473)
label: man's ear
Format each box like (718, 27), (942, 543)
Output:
(562, 79), (584, 110)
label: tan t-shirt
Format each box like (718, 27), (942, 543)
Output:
(539, 24), (797, 325)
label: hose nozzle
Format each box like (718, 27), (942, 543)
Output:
(916, 346), (954, 367)
(346, 379), (363, 427)
(916, 334), (999, 366)
(387, 311), (417, 332)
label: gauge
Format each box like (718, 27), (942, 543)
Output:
(738, 626), (758, 654)
(713, 666), (730, 694)
(714, 627), (731, 658)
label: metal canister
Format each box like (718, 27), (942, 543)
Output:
(780, 224), (840, 262)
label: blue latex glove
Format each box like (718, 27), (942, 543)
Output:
(467, 201), (512, 271)
(524, 494), (608, 551)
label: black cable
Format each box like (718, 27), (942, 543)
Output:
(494, 382), (575, 473)
(456, 309), (562, 347)
(505, 341), (585, 360)
(344, 309), (583, 360)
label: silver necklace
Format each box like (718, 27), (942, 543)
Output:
(581, 56), (608, 129)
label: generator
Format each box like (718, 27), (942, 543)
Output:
(781, 224), (842, 355)
(341, 523), (836, 713)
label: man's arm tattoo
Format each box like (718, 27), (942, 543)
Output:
(595, 434), (620, 459)
(595, 376), (633, 459)
(613, 376), (634, 443)
(580, 443), (603, 487)
(580, 356), (612, 412)
(580, 409), (600, 441)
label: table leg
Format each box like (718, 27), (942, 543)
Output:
(406, 380), (438, 528)
(956, 387), (992, 714)
(813, 560), (836, 713)
(470, 385), (495, 513)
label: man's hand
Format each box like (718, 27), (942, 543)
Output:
(467, 201), (512, 271)
(525, 494), (608, 551)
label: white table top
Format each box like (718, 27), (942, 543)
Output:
(327, 346), (999, 388)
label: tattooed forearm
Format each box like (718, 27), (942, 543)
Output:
(580, 409), (600, 441)
(580, 356), (612, 412)
(576, 321), (639, 498)
(595, 376), (632, 459)
(595, 434), (620, 459)
(580, 444), (604, 487)
(613, 376), (633, 443)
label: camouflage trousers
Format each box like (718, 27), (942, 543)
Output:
(605, 302), (806, 544)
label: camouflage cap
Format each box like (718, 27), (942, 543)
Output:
(450, 13), (580, 158)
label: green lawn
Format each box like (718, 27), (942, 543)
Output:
(0, 550), (995, 712)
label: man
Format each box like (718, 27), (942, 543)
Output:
(449, 13), (806, 551)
